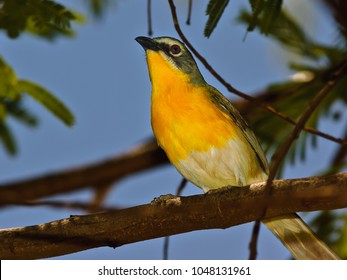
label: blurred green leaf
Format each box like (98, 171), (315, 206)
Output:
(247, 0), (283, 34)
(238, 5), (320, 58)
(311, 212), (337, 243)
(0, 122), (17, 155)
(335, 215), (347, 259)
(0, 103), (6, 122)
(311, 211), (347, 259)
(6, 101), (38, 127)
(0, 56), (20, 100)
(16, 80), (75, 126)
(0, 0), (81, 40)
(204, 0), (229, 38)
(88, 0), (111, 18)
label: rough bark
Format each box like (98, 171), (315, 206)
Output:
(1, 172), (346, 259)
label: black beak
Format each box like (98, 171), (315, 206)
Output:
(135, 36), (160, 51)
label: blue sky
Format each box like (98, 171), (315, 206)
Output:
(0, 0), (345, 259)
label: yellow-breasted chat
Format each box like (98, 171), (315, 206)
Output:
(136, 36), (339, 260)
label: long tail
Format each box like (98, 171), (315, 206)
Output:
(263, 213), (340, 259)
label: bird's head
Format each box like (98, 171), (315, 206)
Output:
(136, 36), (205, 85)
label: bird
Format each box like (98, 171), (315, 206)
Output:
(135, 36), (339, 260)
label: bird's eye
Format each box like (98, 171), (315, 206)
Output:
(170, 44), (181, 55)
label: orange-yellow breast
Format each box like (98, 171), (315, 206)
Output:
(146, 51), (237, 163)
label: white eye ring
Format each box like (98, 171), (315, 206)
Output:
(170, 44), (181, 55)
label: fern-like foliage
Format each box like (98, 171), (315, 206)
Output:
(0, 0), (78, 39)
(204, 0), (229, 38)
(247, 0), (283, 35)
(203, 0), (283, 38)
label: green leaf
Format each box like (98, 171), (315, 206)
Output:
(0, 103), (6, 122)
(88, 0), (111, 18)
(204, 0), (229, 38)
(311, 212), (347, 259)
(16, 80), (75, 126)
(0, 0), (80, 40)
(0, 56), (20, 100)
(0, 122), (17, 155)
(247, 0), (266, 32)
(238, 5), (321, 59)
(247, 0), (283, 34)
(335, 215), (347, 259)
(262, 0), (282, 34)
(6, 101), (38, 127)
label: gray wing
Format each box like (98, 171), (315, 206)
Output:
(207, 85), (269, 175)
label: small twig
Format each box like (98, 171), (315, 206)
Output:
(147, 0), (153, 36)
(237, 84), (347, 146)
(163, 178), (188, 259)
(90, 181), (115, 212)
(167, 0), (347, 146)
(248, 220), (261, 260)
(186, 0), (192, 25)
(176, 178), (188, 196)
(296, 124), (346, 145)
(163, 236), (170, 260)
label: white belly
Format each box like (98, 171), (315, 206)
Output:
(175, 139), (268, 193)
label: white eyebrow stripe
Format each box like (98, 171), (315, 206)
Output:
(154, 37), (185, 49)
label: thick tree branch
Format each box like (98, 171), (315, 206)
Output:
(1, 172), (346, 259)
(0, 139), (168, 206)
